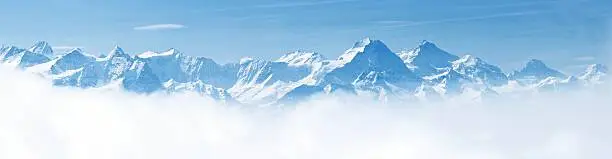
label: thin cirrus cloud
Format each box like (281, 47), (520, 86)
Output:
(376, 10), (550, 28)
(133, 24), (186, 31)
(213, 0), (360, 11)
(457, 0), (560, 9)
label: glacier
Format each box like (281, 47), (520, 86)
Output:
(0, 38), (608, 105)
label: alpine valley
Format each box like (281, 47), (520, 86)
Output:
(1, 39), (608, 106)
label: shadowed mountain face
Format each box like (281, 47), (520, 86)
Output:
(0, 39), (607, 105)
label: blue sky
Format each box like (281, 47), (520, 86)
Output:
(0, 0), (610, 73)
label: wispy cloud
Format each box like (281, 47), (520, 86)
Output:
(133, 24), (186, 31)
(214, 0), (360, 11)
(574, 56), (596, 62)
(458, 0), (560, 9)
(378, 10), (550, 28)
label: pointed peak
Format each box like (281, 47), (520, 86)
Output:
(402, 40), (452, 58)
(338, 38), (395, 63)
(57, 48), (97, 61)
(112, 45), (123, 51)
(111, 45), (124, 53)
(60, 48), (92, 58)
(418, 40), (437, 48)
(28, 41), (54, 56)
(106, 45), (128, 59)
(512, 58), (567, 80)
(352, 37), (384, 49)
(67, 48), (84, 54)
(526, 59), (546, 66)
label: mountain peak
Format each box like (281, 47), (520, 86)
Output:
(350, 38), (388, 50)
(526, 59), (546, 68)
(112, 45), (123, 51)
(352, 37), (373, 48)
(511, 59), (566, 82)
(418, 40), (438, 48)
(317, 38), (420, 89)
(452, 54), (508, 86)
(66, 48), (84, 55)
(585, 64), (607, 73)
(106, 45), (128, 58)
(397, 40), (459, 76)
(579, 64), (608, 82)
(28, 41), (54, 57)
(338, 38), (393, 63)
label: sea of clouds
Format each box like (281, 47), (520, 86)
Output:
(0, 65), (610, 159)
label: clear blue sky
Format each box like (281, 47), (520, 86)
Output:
(0, 0), (610, 74)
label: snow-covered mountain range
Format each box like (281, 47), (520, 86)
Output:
(1, 39), (608, 105)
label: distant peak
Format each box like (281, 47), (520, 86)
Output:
(68, 48), (83, 54)
(525, 59), (547, 68)
(585, 64), (608, 73)
(61, 48), (86, 58)
(404, 40), (446, 56)
(28, 41), (54, 56)
(352, 37), (385, 49)
(527, 59), (544, 64)
(107, 45), (127, 58)
(112, 45), (123, 50)
(418, 40), (437, 47)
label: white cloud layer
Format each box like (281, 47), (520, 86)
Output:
(133, 24), (186, 31)
(0, 65), (610, 159)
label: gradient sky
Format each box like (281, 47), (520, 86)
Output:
(0, 0), (610, 74)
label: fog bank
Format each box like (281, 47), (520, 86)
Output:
(0, 66), (610, 159)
